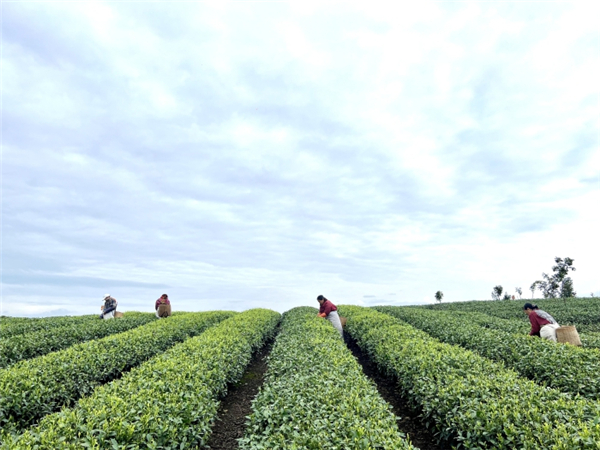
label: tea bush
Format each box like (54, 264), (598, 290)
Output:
(0, 311), (234, 434)
(239, 307), (417, 450)
(426, 297), (600, 332)
(3, 309), (279, 449)
(0, 313), (156, 368)
(376, 306), (600, 400)
(581, 331), (600, 349)
(0, 315), (98, 338)
(421, 308), (600, 350)
(341, 306), (600, 449)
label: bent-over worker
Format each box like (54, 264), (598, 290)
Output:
(523, 302), (560, 342)
(155, 294), (172, 318)
(100, 294), (118, 319)
(317, 295), (343, 338)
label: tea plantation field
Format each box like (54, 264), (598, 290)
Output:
(0, 298), (599, 449)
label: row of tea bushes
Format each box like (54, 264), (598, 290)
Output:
(426, 297), (600, 332)
(0, 316), (34, 326)
(375, 306), (600, 400)
(239, 307), (417, 450)
(0, 313), (157, 368)
(341, 306), (600, 449)
(3, 309), (280, 450)
(0, 314), (99, 338)
(448, 309), (529, 334)
(439, 308), (600, 350)
(0, 311), (234, 434)
(0, 316), (31, 322)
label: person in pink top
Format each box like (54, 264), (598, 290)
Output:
(155, 294), (172, 318)
(523, 303), (560, 342)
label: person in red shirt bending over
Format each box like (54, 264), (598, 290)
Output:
(523, 302), (560, 342)
(317, 295), (343, 338)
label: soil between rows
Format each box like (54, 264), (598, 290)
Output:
(205, 338), (273, 449)
(344, 335), (446, 450)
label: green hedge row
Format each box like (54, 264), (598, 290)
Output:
(0, 313), (157, 369)
(3, 309), (280, 449)
(0, 317), (33, 325)
(444, 309), (529, 334)
(425, 297), (600, 332)
(462, 309), (600, 350)
(341, 305), (600, 449)
(581, 331), (600, 349)
(239, 307), (416, 450)
(0, 311), (234, 435)
(375, 306), (600, 400)
(0, 315), (99, 339)
(429, 308), (600, 350)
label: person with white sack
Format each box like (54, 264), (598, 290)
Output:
(316, 295), (343, 338)
(100, 294), (118, 319)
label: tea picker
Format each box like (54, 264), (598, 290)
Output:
(523, 303), (560, 341)
(100, 294), (118, 319)
(316, 295), (343, 338)
(155, 293), (172, 318)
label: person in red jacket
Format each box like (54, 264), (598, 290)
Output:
(523, 303), (560, 341)
(317, 295), (343, 338)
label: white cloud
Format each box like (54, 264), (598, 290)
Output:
(2, 1), (598, 316)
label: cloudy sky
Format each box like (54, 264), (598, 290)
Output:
(2, 1), (599, 317)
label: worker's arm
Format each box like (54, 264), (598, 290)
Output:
(318, 313), (326, 318)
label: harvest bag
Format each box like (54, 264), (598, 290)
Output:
(157, 304), (172, 318)
(556, 326), (582, 346)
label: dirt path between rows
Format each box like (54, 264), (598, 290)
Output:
(206, 338), (273, 449)
(345, 335), (447, 450)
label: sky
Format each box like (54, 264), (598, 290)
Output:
(1, 1), (599, 317)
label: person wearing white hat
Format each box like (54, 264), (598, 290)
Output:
(100, 294), (118, 319)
